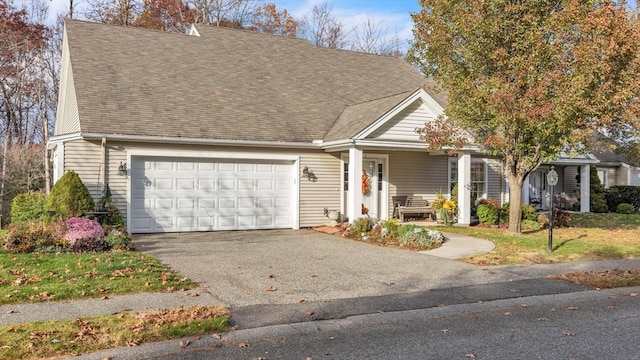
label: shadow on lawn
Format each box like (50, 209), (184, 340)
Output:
(552, 234), (587, 252)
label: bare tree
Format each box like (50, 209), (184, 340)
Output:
(350, 15), (402, 56)
(188, 0), (260, 27)
(300, 2), (348, 49)
(85, 0), (140, 26)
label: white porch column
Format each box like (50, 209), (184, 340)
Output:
(457, 152), (471, 225)
(522, 176), (530, 204)
(347, 148), (364, 222)
(580, 164), (590, 212)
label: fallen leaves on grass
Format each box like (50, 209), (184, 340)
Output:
(0, 306), (230, 360)
(550, 269), (640, 289)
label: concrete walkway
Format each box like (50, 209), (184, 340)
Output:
(422, 232), (495, 259)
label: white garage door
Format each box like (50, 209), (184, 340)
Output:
(130, 156), (295, 233)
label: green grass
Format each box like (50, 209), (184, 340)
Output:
(0, 306), (230, 360)
(0, 249), (195, 304)
(437, 213), (640, 265)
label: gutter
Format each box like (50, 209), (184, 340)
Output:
(72, 133), (320, 149)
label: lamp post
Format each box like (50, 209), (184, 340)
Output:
(546, 166), (558, 252)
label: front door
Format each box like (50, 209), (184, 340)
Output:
(343, 157), (386, 220)
(529, 168), (549, 210)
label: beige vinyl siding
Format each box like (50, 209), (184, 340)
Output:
(388, 152), (448, 215)
(617, 166), (630, 186)
(62, 140), (103, 204)
(298, 153), (341, 227)
(89, 141), (339, 228)
(486, 158), (504, 205)
(105, 144), (127, 219)
(55, 34), (81, 135)
(630, 168), (640, 186)
(368, 101), (436, 141)
(604, 167), (616, 188)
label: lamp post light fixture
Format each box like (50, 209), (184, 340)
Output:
(546, 166), (559, 252)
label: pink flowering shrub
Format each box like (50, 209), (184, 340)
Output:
(62, 217), (105, 247)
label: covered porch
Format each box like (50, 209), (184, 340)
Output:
(336, 147), (595, 225)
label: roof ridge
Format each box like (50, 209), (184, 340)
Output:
(65, 18), (191, 38)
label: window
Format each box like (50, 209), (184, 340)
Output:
(378, 163), (383, 191)
(449, 159), (487, 201)
(597, 169), (608, 189)
(343, 163), (349, 191)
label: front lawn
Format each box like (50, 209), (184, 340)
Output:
(0, 249), (195, 305)
(0, 305), (230, 360)
(440, 213), (640, 265)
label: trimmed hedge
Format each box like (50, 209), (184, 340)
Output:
(616, 203), (636, 214)
(606, 186), (640, 213)
(477, 203), (499, 225)
(10, 192), (47, 224)
(46, 171), (95, 218)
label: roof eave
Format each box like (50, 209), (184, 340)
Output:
(78, 133), (321, 149)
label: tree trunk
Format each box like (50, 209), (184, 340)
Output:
(507, 173), (525, 234)
(0, 134), (9, 228)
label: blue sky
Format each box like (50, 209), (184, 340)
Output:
(274, 0), (421, 48)
(36, 0), (421, 46)
(24, 0), (640, 50)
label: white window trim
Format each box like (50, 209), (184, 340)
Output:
(448, 157), (488, 200)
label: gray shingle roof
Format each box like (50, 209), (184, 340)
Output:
(66, 20), (439, 143)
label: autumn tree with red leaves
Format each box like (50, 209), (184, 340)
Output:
(134, 0), (196, 33)
(248, 3), (297, 37)
(408, 0), (640, 234)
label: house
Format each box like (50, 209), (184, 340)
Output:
(591, 151), (640, 188)
(48, 20), (594, 234)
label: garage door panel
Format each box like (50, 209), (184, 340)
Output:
(177, 198), (194, 209)
(218, 179), (236, 190)
(177, 162), (195, 171)
(177, 179), (195, 190)
(155, 178), (174, 190)
(131, 156), (295, 233)
(238, 179), (254, 190)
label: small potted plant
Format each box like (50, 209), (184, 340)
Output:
(442, 199), (457, 225)
(432, 191), (446, 223)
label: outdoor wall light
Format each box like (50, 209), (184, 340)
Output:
(302, 166), (317, 182)
(118, 162), (127, 176)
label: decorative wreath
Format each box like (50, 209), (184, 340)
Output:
(362, 171), (371, 195)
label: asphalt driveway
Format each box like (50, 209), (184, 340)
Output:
(134, 229), (510, 307)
